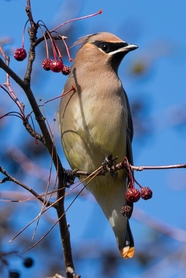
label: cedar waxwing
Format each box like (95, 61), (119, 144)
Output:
(58, 32), (138, 259)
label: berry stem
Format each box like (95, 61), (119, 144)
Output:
(22, 19), (29, 49)
(38, 86), (76, 109)
(122, 157), (134, 187)
(38, 21), (63, 60)
(39, 25), (50, 59)
(53, 40), (62, 59)
(45, 29), (58, 60)
(51, 9), (103, 32)
(133, 177), (143, 188)
(60, 35), (73, 62)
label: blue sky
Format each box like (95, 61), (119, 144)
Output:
(1, 1), (186, 277)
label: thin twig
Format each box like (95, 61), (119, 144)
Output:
(0, 166), (52, 206)
(23, 119), (45, 143)
(71, 159), (186, 178)
(0, 46), (25, 117)
(130, 163), (186, 171)
(50, 9), (102, 32)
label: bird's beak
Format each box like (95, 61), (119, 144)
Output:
(119, 43), (138, 53)
(124, 43), (138, 51)
(109, 43), (138, 56)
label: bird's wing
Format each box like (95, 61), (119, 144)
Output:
(125, 90), (134, 165)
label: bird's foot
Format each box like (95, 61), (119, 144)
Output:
(63, 169), (76, 187)
(102, 154), (118, 177)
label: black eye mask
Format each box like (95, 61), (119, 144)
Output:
(92, 40), (128, 54)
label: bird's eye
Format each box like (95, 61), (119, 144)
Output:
(99, 43), (110, 53)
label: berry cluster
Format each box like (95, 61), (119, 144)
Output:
(13, 22), (71, 75)
(125, 185), (152, 203)
(120, 157), (153, 216)
(121, 185), (152, 217)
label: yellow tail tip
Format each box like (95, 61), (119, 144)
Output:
(120, 247), (135, 259)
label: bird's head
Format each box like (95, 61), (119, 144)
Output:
(73, 32), (138, 73)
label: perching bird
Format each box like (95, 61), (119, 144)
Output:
(58, 32), (138, 259)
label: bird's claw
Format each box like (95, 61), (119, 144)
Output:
(63, 169), (76, 187)
(102, 154), (118, 177)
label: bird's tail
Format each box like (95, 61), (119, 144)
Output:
(120, 221), (134, 259)
(88, 175), (135, 259)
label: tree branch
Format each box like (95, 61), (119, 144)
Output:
(130, 163), (186, 171)
(70, 160), (186, 179)
(0, 14), (77, 278)
(0, 166), (52, 205)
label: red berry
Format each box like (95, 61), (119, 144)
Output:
(125, 188), (140, 203)
(14, 48), (27, 61)
(141, 187), (153, 200)
(42, 58), (52, 71)
(62, 65), (71, 75)
(50, 60), (64, 73)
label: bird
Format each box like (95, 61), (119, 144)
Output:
(58, 32), (138, 259)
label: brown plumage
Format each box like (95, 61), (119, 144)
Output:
(58, 32), (138, 258)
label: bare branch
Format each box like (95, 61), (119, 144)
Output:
(130, 163), (186, 171)
(0, 21), (76, 278)
(69, 157), (186, 182)
(0, 46), (25, 117)
(0, 166), (52, 206)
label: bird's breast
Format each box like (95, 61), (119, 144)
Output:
(61, 84), (128, 172)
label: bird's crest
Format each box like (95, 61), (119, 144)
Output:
(71, 33), (97, 49)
